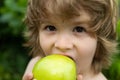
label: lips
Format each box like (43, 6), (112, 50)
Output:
(56, 53), (75, 62)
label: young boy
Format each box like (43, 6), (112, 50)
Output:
(22, 0), (118, 80)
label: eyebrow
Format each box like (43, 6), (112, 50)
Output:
(71, 18), (92, 28)
(73, 20), (92, 25)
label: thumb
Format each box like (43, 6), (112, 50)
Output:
(77, 74), (83, 80)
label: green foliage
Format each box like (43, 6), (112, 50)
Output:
(0, 0), (27, 36)
(0, 0), (120, 80)
(0, 0), (29, 80)
(103, 19), (120, 80)
(117, 20), (120, 41)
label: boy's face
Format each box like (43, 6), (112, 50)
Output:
(39, 9), (97, 74)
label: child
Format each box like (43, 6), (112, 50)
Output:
(22, 0), (118, 80)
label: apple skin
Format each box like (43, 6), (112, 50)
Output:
(32, 54), (76, 80)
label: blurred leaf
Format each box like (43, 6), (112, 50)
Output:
(117, 20), (120, 41)
(0, 0), (28, 80)
(0, 0), (27, 36)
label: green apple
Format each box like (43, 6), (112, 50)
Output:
(32, 54), (76, 80)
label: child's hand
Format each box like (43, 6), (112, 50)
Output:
(77, 74), (83, 80)
(22, 56), (41, 80)
(22, 73), (33, 80)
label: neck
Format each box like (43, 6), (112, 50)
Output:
(83, 68), (95, 80)
(77, 66), (101, 80)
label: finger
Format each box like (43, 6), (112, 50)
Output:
(77, 75), (83, 80)
(27, 73), (33, 80)
(23, 73), (33, 80)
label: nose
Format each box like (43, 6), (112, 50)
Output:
(54, 35), (73, 51)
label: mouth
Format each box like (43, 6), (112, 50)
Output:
(59, 54), (75, 62)
(65, 55), (73, 60)
(53, 53), (75, 62)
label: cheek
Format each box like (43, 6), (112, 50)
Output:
(75, 38), (97, 70)
(84, 33), (97, 50)
(84, 41), (96, 55)
(39, 34), (49, 55)
(39, 34), (55, 55)
(77, 38), (97, 59)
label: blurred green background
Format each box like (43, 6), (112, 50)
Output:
(0, 0), (120, 80)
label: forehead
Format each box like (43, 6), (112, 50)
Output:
(41, 9), (91, 26)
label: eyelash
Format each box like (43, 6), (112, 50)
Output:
(73, 26), (86, 33)
(44, 25), (86, 33)
(44, 25), (56, 31)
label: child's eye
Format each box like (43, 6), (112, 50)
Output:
(73, 26), (86, 33)
(44, 25), (56, 31)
